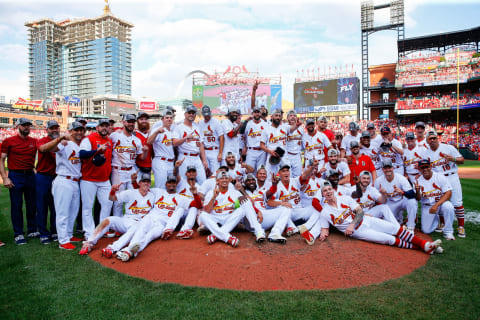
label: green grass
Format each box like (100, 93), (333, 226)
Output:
(459, 160), (480, 168)
(1, 181), (480, 320)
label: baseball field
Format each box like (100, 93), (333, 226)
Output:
(1, 178), (479, 319)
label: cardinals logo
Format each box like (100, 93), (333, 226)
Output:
(128, 200), (138, 210)
(68, 150), (81, 164)
(432, 182), (442, 191)
(161, 134), (172, 146)
(128, 200), (150, 215)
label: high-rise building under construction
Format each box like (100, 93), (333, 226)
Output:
(25, 3), (133, 100)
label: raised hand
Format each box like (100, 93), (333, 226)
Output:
(175, 157), (186, 168)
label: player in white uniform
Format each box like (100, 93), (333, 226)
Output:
(297, 181), (443, 255)
(415, 121), (428, 148)
(150, 106), (177, 133)
(244, 106), (267, 171)
(172, 105), (208, 184)
(322, 149), (350, 185)
(79, 173), (155, 255)
(367, 122), (384, 149)
(300, 163), (326, 207)
(285, 110), (304, 177)
(199, 171), (263, 246)
(340, 122), (360, 158)
(225, 152), (253, 182)
(378, 126), (404, 175)
(222, 106), (242, 160)
(414, 159), (455, 240)
(38, 122), (85, 250)
(302, 118), (332, 167)
(110, 114), (144, 217)
(423, 130), (465, 238)
(199, 105), (225, 174)
(403, 131), (425, 183)
(359, 130), (382, 177)
(148, 110), (175, 188)
(374, 159), (418, 233)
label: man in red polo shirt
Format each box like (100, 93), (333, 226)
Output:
(135, 112), (153, 173)
(0, 118), (38, 245)
(79, 119), (114, 240)
(348, 140), (376, 185)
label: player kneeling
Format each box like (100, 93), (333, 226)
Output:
(79, 173), (154, 255)
(298, 181), (443, 254)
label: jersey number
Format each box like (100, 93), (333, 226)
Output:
(207, 137), (216, 143)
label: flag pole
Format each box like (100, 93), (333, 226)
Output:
(456, 48), (460, 149)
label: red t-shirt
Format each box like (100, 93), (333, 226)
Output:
(321, 129), (335, 142)
(36, 136), (56, 175)
(348, 154), (375, 185)
(1, 135), (37, 170)
(81, 132), (113, 182)
(135, 130), (152, 168)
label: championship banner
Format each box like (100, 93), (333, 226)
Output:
(13, 97), (44, 112)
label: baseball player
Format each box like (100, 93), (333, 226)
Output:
(198, 105), (225, 174)
(222, 106), (243, 160)
(285, 110), (304, 177)
(110, 114), (145, 217)
(302, 118), (332, 167)
(414, 159), (455, 240)
(300, 163), (326, 207)
(297, 181), (443, 255)
(199, 171), (260, 247)
(135, 111), (153, 173)
(374, 159), (418, 233)
(322, 149), (350, 185)
(324, 169), (357, 197)
(348, 140), (377, 185)
(225, 151), (254, 182)
(39, 122), (85, 250)
(340, 122), (360, 158)
(79, 172), (155, 256)
(317, 116), (335, 142)
(244, 106), (267, 171)
(415, 121), (428, 148)
(366, 122), (383, 148)
(172, 105), (208, 184)
(403, 131), (425, 183)
(150, 105), (177, 133)
(148, 110), (175, 188)
(378, 126), (404, 175)
(422, 130), (465, 238)
(78, 118), (114, 240)
(359, 130), (382, 177)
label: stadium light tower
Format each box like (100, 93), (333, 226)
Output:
(360, 0), (404, 120)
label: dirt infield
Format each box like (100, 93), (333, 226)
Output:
(91, 231), (432, 291)
(458, 167), (480, 179)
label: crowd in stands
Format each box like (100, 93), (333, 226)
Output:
(397, 92), (480, 110)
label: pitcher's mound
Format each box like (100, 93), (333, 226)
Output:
(90, 231), (431, 291)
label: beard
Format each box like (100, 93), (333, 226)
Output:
(272, 119), (281, 126)
(137, 122), (150, 132)
(229, 115), (238, 122)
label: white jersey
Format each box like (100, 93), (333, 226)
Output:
(378, 139), (403, 168)
(246, 188), (267, 210)
(303, 131), (332, 161)
(173, 122), (204, 155)
(227, 164), (246, 181)
(199, 177), (216, 196)
(176, 180), (201, 199)
(223, 120), (240, 154)
(416, 172), (452, 206)
(204, 188), (243, 215)
(371, 134), (383, 149)
(286, 126), (304, 154)
(199, 118), (224, 149)
(319, 195), (361, 233)
(245, 120), (266, 148)
(360, 145), (381, 170)
(271, 177), (304, 208)
(151, 128), (174, 159)
(340, 133), (360, 155)
(151, 188), (192, 216)
(322, 162), (350, 181)
(422, 143), (461, 175)
(403, 145), (425, 176)
(261, 123), (290, 151)
(151, 120), (176, 134)
(355, 185), (381, 211)
(115, 189), (155, 218)
(55, 141), (82, 178)
(300, 176), (326, 204)
(374, 173), (413, 202)
(335, 185), (354, 197)
(416, 138), (428, 149)
(110, 132), (143, 167)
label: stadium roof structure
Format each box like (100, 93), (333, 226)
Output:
(398, 26), (480, 54)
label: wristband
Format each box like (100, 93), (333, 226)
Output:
(269, 184), (277, 194)
(234, 199), (241, 209)
(109, 189), (116, 196)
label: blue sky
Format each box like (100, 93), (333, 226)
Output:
(0, 0), (478, 103)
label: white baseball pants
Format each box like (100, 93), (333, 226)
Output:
(111, 167), (135, 217)
(179, 155), (207, 184)
(420, 201), (454, 235)
(52, 176), (80, 245)
(167, 207), (198, 232)
(365, 204), (400, 226)
(152, 157), (174, 189)
(386, 198), (418, 228)
(87, 215), (140, 246)
(246, 149), (266, 172)
(205, 149), (221, 173)
(260, 207), (291, 237)
(198, 206), (248, 242)
(287, 206), (315, 229)
(286, 153), (302, 177)
(80, 179), (113, 239)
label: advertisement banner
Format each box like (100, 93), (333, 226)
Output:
(12, 98), (44, 112)
(397, 109), (432, 115)
(139, 101), (156, 111)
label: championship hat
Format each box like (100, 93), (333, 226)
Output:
(98, 119), (110, 126)
(272, 109), (282, 115)
(252, 106), (261, 112)
(320, 180), (332, 191)
(361, 130), (371, 138)
(306, 118), (315, 125)
(216, 171), (229, 179)
(327, 149), (338, 157)
(16, 118), (32, 126)
(92, 154), (106, 166)
(122, 114), (136, 121)
(166, 175), (177, 183)
(185, 105), (197, 113)
(245, 173), (256, 181)
(350, 140), (360, 148)
(418, 159), (431, 168)
(186, 165), (197, 172)
(137, 111), (150, 119)
(349, 122), (358, 131)
(201, 105), (212, 116)
(69, 121), (84, 130)
(381, 158), (393, 168)
(415, 121), (426, 128)
(76, 117), (87, 124)
(318, 116), (327, 122)
(137, 172), (152, 182)
(426, 130), (438, 138)
(380, 126), (391, 134)
(287, 110), (297, 116)
(326, 169), (339, 178)
(405, 131), (415, 139)
(278, 161), (291, 171)
(46, 120), (59, 128)
(367, 122), (375, 129)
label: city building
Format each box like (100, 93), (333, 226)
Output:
(367, 63), (397, 120)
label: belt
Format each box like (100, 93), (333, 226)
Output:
(248, 147), (261, 151)
(10, 169), (34, 175)
(288, 152), (299, 155)
(112, 166), (133, 171)
(183, 153), (199, 157)
(444, 172), (455, 177)
(159, 157), (174, 162)
(62, 175), (80, 182)
(205, 147), (219, 151)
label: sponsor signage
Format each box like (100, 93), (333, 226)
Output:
(65, 96), (81, 104)
(397, 109), (431, 115)
(139, 101), (156, 111)
(12, 98), (44, 112)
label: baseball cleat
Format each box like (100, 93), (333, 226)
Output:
(435, 222), (445, 233)
(116, 249), (132, 262)
(407, 227), (415, 234)
(285, 227), (298, 237)
(227, 236), (239, 247)
(443, 233), (455, 241)
(79, 242), (92, 255)
(267, 234), (287, 244)
(207, 234), (217, 245)
(457, 226), (466, 238)
(70, 236), (83, 243)
(14, 235), (27, 245)
(130, 243), (141, 256)
(177, 229), (194, 239)
(435, 246), (444, 254)
(59, 242), (75, 250)
(40, 237), (51, 245)
(51, 234), (58, 242)
(101, 247), (114, 258)
(424, 239), (442, 255)
(255, 231), (266, 243)
(161, 229), (174, 240)
(197, 225), (209, 235)
(104, 231), (116, 238)
(114, 232), (122, 237)
(27, 232), (40, 238)
(298, 224), (315, 244)
(0, 241), (5, 247)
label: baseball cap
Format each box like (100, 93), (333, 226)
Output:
(278, 161), (290, 171)
(350, 140), (360, 148)
(418, 159), (431, 168)
(163, 110), (174, 117)
(245, 173), (256, 181)
(257, 164), (266, 172)
(327, 149), (338, 157)
(122, 114), (136, 121)
(225, 151), (236, 159)
(326, 169), (339, 177)
(252, 106), (261, 112)
(16, 118), (32, 126)
(201, 105), (212, 116)
(216, 171), (229, 179)
(186, 165), (197, 172)
(320, 180), (332, 191)
(415, 121), (426, 128)
(426, 130), (438, 138)
(349, 122), (357, 131)
(359, 170), (371, 177)
(109, 119), (115, 124)
(227, 105), (238, 114)
(76, 117), (87, 124)
(306, 118), (315, 125)
(405, 131), (415, 139)
(69, 121), (84, 130)
(98, 119), (110, 126)
(287, 110), (297, 116)
(137, 111), (150, 119)
(185, 105), (197, 113)
(367, 122), (375, 129)
(166, 175), (177, 183)
(361, 130), (371, 138)
(137, 172), (152, 182)
(92, 154), (106, 166)
(381, 158), (393, 168)
(272, 109), (282, 115)
(46, 120), (59, 128)
(166, 105), (176, 113)
(380, 126), (391, 134)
